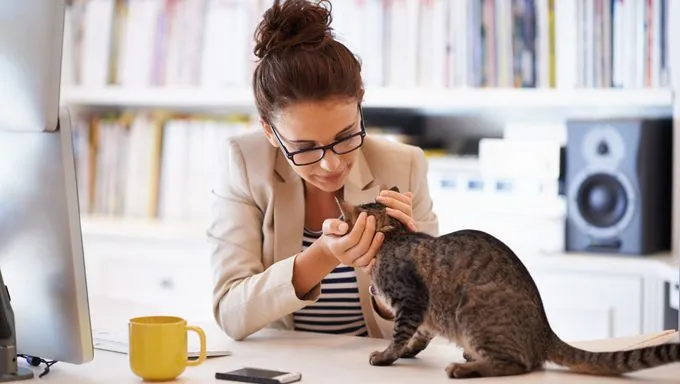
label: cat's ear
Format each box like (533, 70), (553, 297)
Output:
(389, 185), (400, 193)
(334, 195), (359, 224)
(378, 224), (396, 232)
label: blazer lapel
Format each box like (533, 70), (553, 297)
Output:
(272, 149), (305, 331)
(273, 150), (305, 264)
(343, 149), (381, 205)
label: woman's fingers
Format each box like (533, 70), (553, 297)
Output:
(347, 215), (376, 264)
(376, 189), (416, 231)
(376, 194), (411, 215)
(322, 218), (348, 236)
(379, 189), (412, 204)
(385, 207), (417, 232)
(353, 231), (384, 269)
(340, 211), (367, 249)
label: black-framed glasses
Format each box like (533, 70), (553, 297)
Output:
(269, 106), (367, 166)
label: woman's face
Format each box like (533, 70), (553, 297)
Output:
(262, 98), (363, 193)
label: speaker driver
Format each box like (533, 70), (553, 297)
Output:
(568, 168), (636, 238)
(576, 173), (627, 228)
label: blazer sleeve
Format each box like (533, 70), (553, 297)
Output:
(207, 138), (319, 341)
(409, 146), (439, 237)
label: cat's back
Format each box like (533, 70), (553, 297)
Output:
(432, 229), (514, 262)
(380, 231), (433, 260)
(431, 229), (540, 295)
(439, 229), (515, 257)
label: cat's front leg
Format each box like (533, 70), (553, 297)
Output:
(369, 302), (425, 366)
(399, 328), (433, 358)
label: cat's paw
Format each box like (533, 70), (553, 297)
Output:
(369, 350), (396, 366)
(462, 351), (475, 362)
(445, 362), (481, 379)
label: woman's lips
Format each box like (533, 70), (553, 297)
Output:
(317, 170), (345, 183)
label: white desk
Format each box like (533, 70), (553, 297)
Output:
(19, 327), (680, 383)
(18, 296), (680, 383)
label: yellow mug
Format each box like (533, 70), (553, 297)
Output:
(128, 316), (207, 381)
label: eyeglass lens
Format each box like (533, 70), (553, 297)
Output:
(293, 134), (363, 165)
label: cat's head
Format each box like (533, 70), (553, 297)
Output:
(335, 185), (405, 234)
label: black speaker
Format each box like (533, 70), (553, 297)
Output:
(565, 118), (673, 255)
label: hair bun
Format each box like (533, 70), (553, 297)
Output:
(253, 0), (334, 59)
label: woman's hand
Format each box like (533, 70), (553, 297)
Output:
(375, 189), (417, 232)
(319, 212), (384, 274)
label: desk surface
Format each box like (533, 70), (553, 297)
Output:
(20, 325), (680, 382)
(16, 295), (680, 383)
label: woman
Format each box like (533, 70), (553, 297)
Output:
(208, 0), (438, 341)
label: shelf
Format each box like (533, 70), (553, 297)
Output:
(363, 87), (675, 110)
(61, 87), (257, 111)
(60, 86), (675, 111)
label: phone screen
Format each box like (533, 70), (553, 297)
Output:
(229, 367), (289, 379)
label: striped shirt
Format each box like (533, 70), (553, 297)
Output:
(292, 227), (369, 336)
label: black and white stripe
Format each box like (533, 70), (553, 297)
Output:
(293, 227), (368, 336)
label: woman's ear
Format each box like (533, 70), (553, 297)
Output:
(260, 118), (279, 148)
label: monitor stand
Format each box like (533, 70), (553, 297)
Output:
(0, 270), (33, 382)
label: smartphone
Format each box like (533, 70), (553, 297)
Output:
(215, 367), (302, 384)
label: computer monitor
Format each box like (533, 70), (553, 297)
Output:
(0, 0), (94, 381)
(0, 0), (64, 133)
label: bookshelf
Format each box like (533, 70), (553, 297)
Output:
(59, 0), (680, 263)
(62, 0), (680, 338)
(62, 0), (674, 91)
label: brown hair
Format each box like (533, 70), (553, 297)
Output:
(252, 0), (364, 125)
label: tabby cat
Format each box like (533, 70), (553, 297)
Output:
(335, 186), (680, 379)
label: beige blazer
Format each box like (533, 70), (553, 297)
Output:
(207, 131), (439, 341)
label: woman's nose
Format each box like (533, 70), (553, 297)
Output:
(319, 151), (341, 171)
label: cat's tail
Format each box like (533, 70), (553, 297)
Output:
(546, 332), (680, 375)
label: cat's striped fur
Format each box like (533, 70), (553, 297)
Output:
(336, 187), (680, 379)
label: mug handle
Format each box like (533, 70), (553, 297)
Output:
(185, 325), (207, 366)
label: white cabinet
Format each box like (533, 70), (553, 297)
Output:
(530, 271), (643, 342)
(82, 224), (215, 323)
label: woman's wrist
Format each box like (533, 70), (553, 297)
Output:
(315, 239), (342, 269)
(291, 240), (339, 299)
